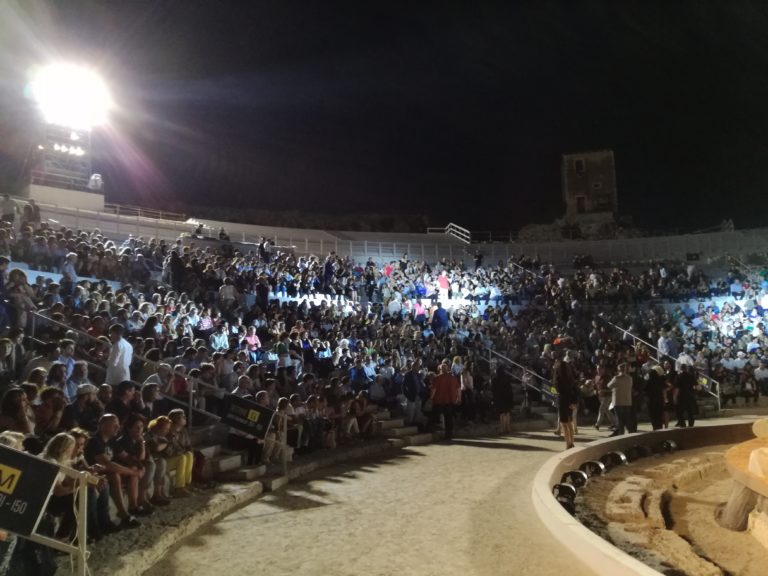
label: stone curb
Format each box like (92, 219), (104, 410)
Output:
(531, 418), (760, 576)
(80, 482), (266, 576)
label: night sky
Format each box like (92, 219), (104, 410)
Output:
(2, 0), (768, 231)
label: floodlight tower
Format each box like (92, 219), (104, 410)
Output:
(26, 63), (112, 209)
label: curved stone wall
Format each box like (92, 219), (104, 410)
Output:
(532, 423), (755, 576)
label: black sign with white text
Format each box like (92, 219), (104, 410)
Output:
(0, 445), (59, 537)
(220, 394), (275, 440)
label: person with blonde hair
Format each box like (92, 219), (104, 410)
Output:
(145, 415), (173, 505)
(0, 430), (25, 450)
(166, 409), (195, 496)
(41, 432), (78, 538)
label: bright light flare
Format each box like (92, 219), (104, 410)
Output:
(30, 63), (112, 130)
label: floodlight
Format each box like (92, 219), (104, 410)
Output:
(30, 63), (112, 130)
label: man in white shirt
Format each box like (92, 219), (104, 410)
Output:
(657, 330), (671, 358)
(732, 351), (748, 371)
(209, 324), (230, 352)
(106, 324), (133, 385)
(755, 358), (768, 396)
(675, 347), (695, 373)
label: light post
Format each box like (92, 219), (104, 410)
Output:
(26, 63), (112, 206)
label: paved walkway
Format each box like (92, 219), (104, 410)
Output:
(146, 430), (596, 576)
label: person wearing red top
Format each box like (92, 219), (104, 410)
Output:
(437, 271), (450, 301)
(431, 362), (461, 441)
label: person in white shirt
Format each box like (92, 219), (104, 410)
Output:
(209, 325), (230, 352)
(675, 347), (695, 373)
(143, 363), (173, 396)
(754, 359), (768, 396)
(657, 331), (671, 358)
(106, 324), (133, 385)
(732, 351), (748, 371)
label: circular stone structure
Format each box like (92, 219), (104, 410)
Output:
(533, 416), (768, 576)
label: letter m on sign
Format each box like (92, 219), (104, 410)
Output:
(0, 464), (21, 495)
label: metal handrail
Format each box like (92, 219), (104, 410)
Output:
(24, 461), (92, 576)
(28, 309), (292, 474)
(481, 345), (558, 400)
(427, 222), (472, 244)
(596, 315), (721, 410)
(509, 260), (547, 280)
(104, 203), (186, 222)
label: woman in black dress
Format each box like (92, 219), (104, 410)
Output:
(553, 358), (578, 449)
(491, 365), (514, 434)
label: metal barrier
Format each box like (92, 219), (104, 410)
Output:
(23, 463), (93, 576)
(28, 310), (292, 477)
(426, 222), (472, 244)
(477, 345), (558, 415)
(596, 315), (721, 411)
(104, 203), (186, 222)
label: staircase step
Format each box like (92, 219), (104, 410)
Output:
(197, 445), (222, 460)
(212, 452), (243, 474)
(217, 464), (267, 482)
(509, 419), (551, 432)
(189, 423), (230, 447)
(403, 433), (435, 446)
(375, 410), (391, 420)
(387, 438), (407, 448)
(529, 405), (555, 415)
(262, 475), (290, 491)
(385, 426), (419, 437)
(377, 418), (405, 430)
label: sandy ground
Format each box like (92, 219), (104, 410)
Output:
(579, 441), (768, 576)
(145, 431), (596, 576)
(672, 459), (767, 576)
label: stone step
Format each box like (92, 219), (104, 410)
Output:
(385, 426), (419, 437)
(537, 413), (559, 426)
(262, 475), (290, 491)
(376, 418), (405, 430)
(386, 438), (407, 448)
(189, 423), (230, 447)
(211, 452), (243, 474)
(197, 444), (222, 460)
(375, 410), (391, 420)
(528, 405), (555, 415)
(509, 419), (552, 432)
(403, 433), (436, 446)
(217, 464), (267, 482)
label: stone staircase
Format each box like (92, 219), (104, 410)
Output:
(186, 407), (556, 490)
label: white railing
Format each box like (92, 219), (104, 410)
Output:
(16, 194), (768, 268)
(103, 203), (186, 222)
(427, 222), (472, 244)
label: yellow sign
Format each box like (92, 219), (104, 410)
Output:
(246, 410), (261, 423)
(0, 464), (21, 495)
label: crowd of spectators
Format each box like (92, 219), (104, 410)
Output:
(1, 195), (768, 572)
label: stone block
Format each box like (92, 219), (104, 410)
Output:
(212, 453), (244, 474)
(749, 509), (768, 550)
(377, 418), (405, 430)
(402, 433), (436, 446)
(217, 465), (267, 482)
(385, 426), (419, 437)
(605, 476), (654, 522)
(644, 489), (669, 529)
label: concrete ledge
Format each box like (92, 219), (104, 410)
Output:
(532, 421), (756, 576)
(82, 481), (265, 576)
